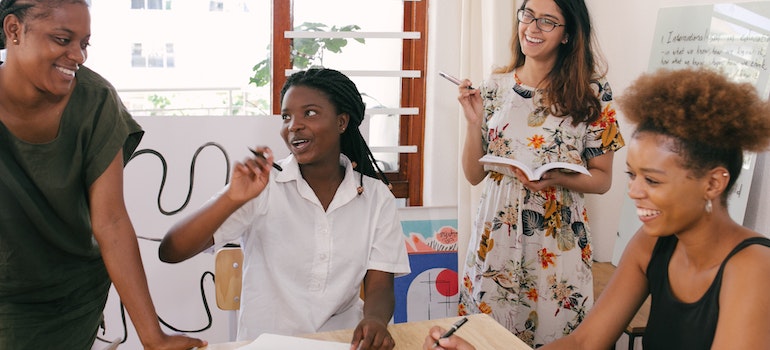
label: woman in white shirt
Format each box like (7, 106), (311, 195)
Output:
(159, 68), (411, 350)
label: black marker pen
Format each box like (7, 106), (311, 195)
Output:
(433, 317), (469, 348)
(249, 148), (283, 172)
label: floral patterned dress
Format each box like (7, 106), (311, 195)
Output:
(458, 71), (625, 347)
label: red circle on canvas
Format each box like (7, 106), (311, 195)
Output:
(435, 269), (458, 296)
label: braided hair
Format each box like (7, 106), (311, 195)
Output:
(280, 68), (391, 194)
(0, 0), (87, 49)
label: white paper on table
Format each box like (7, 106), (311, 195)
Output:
(236, 333), (351, 350)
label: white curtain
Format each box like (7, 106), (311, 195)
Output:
(456, 0), (518, 276)
(745, 152), (770, 236)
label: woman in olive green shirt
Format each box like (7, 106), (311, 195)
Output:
(0, 1), (205, 349)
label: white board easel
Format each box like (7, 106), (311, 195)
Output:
(613, 1), (770, 265)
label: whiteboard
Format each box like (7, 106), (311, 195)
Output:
(613, 1), (770, 265)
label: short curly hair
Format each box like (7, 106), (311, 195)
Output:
(619, 67), (770, 198)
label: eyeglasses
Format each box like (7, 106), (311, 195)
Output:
(517, 9), (564, 32)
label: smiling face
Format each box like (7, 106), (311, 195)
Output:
(6, 1), (90, 97)
(280, 85), (348, 166)
(625, 132), (711, 237)
(518, 0), (567, 65)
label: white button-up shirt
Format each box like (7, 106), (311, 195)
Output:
(211, 154), (411, 340)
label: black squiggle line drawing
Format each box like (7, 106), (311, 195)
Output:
(127, 141), (231, 216)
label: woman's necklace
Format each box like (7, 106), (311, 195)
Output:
(513, 70), (549, 127)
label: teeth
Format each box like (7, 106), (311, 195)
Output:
(56, 66), (76, 76)
(526, 35), (543, 43)
(637, 208), (660, 217)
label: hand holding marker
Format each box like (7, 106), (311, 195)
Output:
(439, 71), (474, 89)
(249, 148), (283, 172)
(433, 317), (469, 348)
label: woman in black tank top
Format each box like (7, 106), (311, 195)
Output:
(422, 68), (770, 350)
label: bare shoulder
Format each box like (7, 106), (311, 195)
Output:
(723, 236), (770, 279)
(619, 228), (659, 274)
(713, 235), (770, 350)
(720, 235), (770, 304)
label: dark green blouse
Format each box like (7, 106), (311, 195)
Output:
(0, 65), (143, 349)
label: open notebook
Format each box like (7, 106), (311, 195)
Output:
(236, 333), (350, 350)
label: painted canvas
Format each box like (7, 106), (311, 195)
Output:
(393, 206), (459, 323)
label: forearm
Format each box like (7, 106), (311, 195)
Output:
(362, 270), (396, 324)
(159, 194), (245, 263)
(461, 123), (487, 185)
(352, 271), (398, 349)
(539, 334), (582, 349)
(363, 287), (395, 324)
(94, 216), (164, 347)
(556, 168), (612, 194)
(555, 151), (614, 194)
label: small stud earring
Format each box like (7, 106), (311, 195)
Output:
(12, 39), (18, 44)
(722, 172), (729, 177)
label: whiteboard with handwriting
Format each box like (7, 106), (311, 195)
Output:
(613, 2), (770, 265)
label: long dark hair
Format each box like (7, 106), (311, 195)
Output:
(280, 68), (391, 193)
(497, 0), (606, 125)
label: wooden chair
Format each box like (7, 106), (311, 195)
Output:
(214, 246), (367, 313)
(215, 246), (244, 310)
(592, 262), (651, 350)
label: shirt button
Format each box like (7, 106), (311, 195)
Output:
(320, 254), (328, 261)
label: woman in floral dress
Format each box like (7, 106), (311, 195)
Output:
(453, 0), (624, 347)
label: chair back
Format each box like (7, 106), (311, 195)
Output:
(214, 246), (367, 311)
(215, 247), (244, 310)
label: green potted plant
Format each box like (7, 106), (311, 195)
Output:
(249, 22), (364, 87)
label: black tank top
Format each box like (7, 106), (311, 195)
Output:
(643, 236), (770, 350)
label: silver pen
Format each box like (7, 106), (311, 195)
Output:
(439, 71), (474, 89)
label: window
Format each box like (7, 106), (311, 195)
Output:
(271, 0), (427, 205)
(86, 0), (426, 205)
(131, 0), (166, 10)
(131, 43), (146, 67)
(165, 43), (175, 68)
(130, 42), (175, 68)
(88, 1), (271, 115)
(209, 1), (223, 11)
